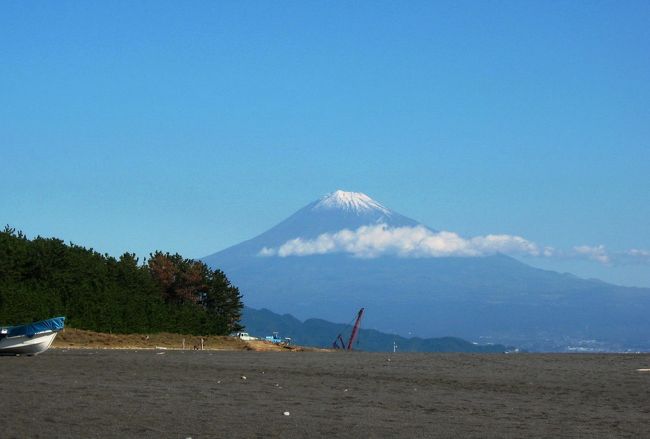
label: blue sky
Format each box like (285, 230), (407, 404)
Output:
(1, 1), (649, 286)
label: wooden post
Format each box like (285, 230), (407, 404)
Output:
(201, 337), (204, 350)
(182, 338), (185, 350)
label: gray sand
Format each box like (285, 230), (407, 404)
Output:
(1, 350), (649, 438)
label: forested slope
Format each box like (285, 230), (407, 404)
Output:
(0, 227), (243, 335)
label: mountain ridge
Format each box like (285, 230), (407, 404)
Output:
(242, 306), (512, 353)
(203, 190), (650, 351)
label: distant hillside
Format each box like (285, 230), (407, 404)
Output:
(242, 307), (512, 353)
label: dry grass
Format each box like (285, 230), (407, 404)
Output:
(52, 328), (328, 352)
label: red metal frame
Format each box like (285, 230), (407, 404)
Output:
(332, 308), (365, 351)
(346, 308), (364, 350)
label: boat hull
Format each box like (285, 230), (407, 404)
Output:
(0, 331), (59, 356)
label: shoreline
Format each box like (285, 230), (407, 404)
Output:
(52, 327), (329, 352)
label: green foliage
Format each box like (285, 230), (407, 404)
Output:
(0, 226), (243, 335)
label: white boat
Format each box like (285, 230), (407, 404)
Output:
(0, 317), (65, 356)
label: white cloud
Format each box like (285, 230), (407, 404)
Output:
(260, 224), (543, 259)
(542, 246), (556, 257)
(626, 249), (650, 258)
(572, 245), (610, 264)
(258, 225), (650, 266)
(258, 247), (276, 257)
(615, 248), (650, 265)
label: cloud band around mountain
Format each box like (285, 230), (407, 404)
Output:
(258, 224), (649, 265)
(259, 224), (546, 259)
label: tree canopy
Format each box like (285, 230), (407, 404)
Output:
(0, 226), (243, 335)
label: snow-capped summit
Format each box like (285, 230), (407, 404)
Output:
(313, 190), (391, 215)
(202, 189), (424, 263)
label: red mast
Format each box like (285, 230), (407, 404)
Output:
(346, 308), (365, 351)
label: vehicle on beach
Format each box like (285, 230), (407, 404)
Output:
(0, 317), (65, 356)
(265, 332), (291, 345)
(231, 331), (258, 341)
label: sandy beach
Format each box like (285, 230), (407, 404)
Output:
(2, 350), (649, 438)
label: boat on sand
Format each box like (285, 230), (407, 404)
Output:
(0, 317), (65, 356)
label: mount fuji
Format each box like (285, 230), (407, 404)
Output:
(207, 190), (423, 262)
(203, 190), (650, 351)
